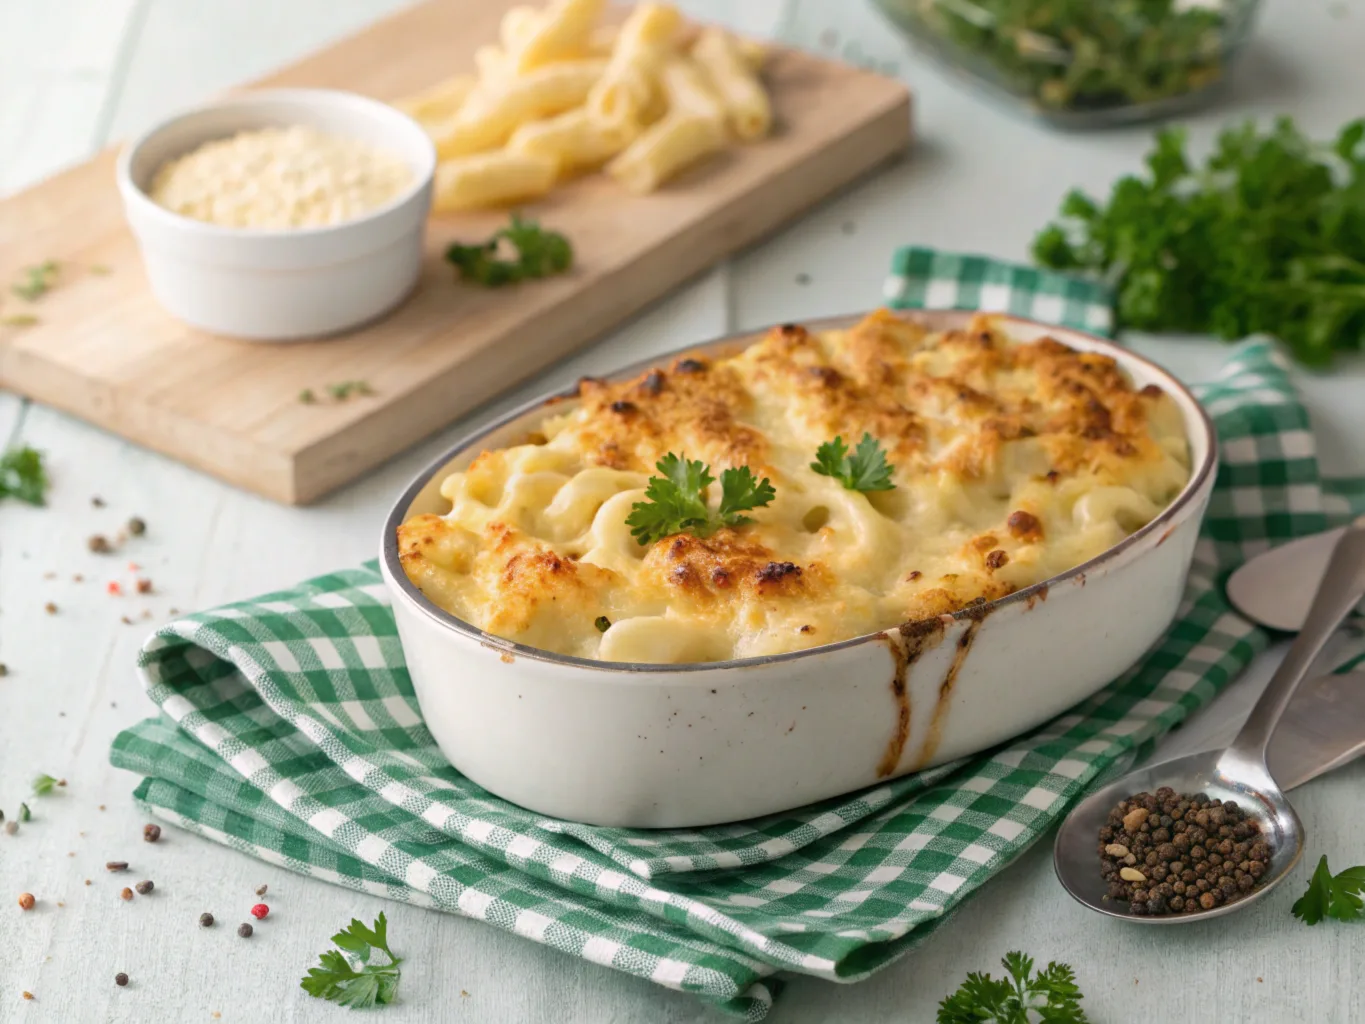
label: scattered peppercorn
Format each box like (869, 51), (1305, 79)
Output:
(19, 893), (35, 910)
(44, 602), (57, 614)
(238, 922), (254, 938)
(135, 880), (154, 896)
(5, 821), (19, 836)
(251, 903), (269, 920)
(22, 991), (33, 1000)
(255, 884), (268, 897)
(119, 887), (133, 901)
(127, 517), (146, 537)
(136, 578), (153, 594)
(114, 973), (128, 987)
(200, 912), (214, 928)
(106, 861), (128, 872)
(0, 662), (8, 676)
(1098, 787), (1268, 916)
(87, 534), (112, 554)
(91, 496), (105, 507)
(143, 823), (161, 843)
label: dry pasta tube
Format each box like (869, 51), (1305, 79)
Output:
(508, 107), (635, 176)
(394, 74), (477, 129)
(512, 0), (605, 72)
(500, 5), (541, 50)
(432, 58), (606, 160)
(691, 27), (771, 140)
(587, 4), (683, 129)
(433, 150), (559, 211)
(606, 111), (725, 194)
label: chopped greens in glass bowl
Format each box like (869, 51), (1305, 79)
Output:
(870, 0), (1261, 128)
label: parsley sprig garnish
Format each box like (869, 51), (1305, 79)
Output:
(1292, 855), (1365, 925)
(625, 453), (775, 546)
(446, 213), (572, 287)
(301, 912), (403, 1009)
(937, 951), (1089, 1024)
(811, 433), (895, 492)
(0, 446), (48, 505)
(1034, 117), (1365, 367)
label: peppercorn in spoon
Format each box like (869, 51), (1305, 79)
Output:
(1053, 517), (1365, 923)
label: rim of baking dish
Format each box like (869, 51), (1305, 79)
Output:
(380, 310), (1219, 673)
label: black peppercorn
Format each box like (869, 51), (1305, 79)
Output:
(199, 912), (214, 928)
(134, 880), (153, 895)
(238, 922), (253, 938)
(115, 973), (129, 987)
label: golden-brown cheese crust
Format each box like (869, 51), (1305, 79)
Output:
(397, 311), (1191, 663)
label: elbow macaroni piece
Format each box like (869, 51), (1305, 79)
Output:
(398, 312), (1193, 664)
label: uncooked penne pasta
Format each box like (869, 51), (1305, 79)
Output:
(508, 107), (635, 176)
(432, 58), (607, 160)
(736, 36), (767, 73)
(474, 43), (509, 82)
(433, 150), (558, 211)
(394, 74), (477, 129)
(658, 56), (724, 121)
(606, 110), (725, 194)
(587, 3), (683, 129)
(691, 27), (771, 140)
(512, 0), (605, 72)
(500, 5), (541, 50)
(586, 23), (618, 57)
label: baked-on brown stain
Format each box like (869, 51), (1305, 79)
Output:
(1024, 583), (1050, 610)
(1156, 524), (1177, 547)
(912, 617), (985, 770)
(874, 620), (947, 778)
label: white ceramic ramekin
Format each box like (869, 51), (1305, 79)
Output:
(116, 88), (436, 341)
(381, 311), (1218, 828)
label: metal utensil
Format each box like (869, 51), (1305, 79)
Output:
(1226, 516), (1365, 632)
(1054, 518), (1365, 923)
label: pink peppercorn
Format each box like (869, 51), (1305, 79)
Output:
(250, 903), (269, 920)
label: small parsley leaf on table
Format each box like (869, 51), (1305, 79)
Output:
(301, 912), (403, 1009)
(1292, 855), (1365, 925)
(31, 774), (60, 796)
(811, 433), (895, 492)
(446, 213), (572, 287)
(625, 453), (775, 546)
(0, 446), (48, 505)
(937, 951), (1089, 1024)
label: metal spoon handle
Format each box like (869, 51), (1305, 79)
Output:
(1225, 518), (1365, 771)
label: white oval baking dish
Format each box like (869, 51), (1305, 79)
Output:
(380, 311), (1218, 828)
(116, 88), (435, 341)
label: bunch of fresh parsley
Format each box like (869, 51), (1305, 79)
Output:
(1292, 855), (1365, 925)
(625, 453), (775, 546)
(1033, 117), (1365, 367)
(446, 213), (573, 287)
(937, 951), (1089, 1023)
(301, 913), (403, 1009)
(811, 434), (895, 493)
(0, 446), (47, 505)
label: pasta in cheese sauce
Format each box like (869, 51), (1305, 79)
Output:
(398, 311), (1191, 664)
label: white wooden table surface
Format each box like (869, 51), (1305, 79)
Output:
(3, 0), (1365, 1020)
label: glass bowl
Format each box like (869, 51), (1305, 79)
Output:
(870, 0), (1262, 129)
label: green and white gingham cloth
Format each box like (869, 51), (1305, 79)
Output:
(112, 249), (1365, 1019)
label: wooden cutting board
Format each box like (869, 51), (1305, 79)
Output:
(0, 1), (912, 505)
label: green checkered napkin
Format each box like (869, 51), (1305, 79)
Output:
(111, 249), (1365, 1019)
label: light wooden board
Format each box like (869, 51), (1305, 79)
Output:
(0, 0), (912, 505)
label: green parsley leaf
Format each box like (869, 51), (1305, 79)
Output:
(31, 774), (59, 796)
(625, 453), (775, 546)
(19, 802), (31, 822)
(446, 213), (573, 288)
(11, 260), (58, 301)
(1033, 116), (1365, 367)
(1292, 855), (1365, 925)
(301, 912), (403, 1009)
(0, 447), (48, 506)
(937, 951), (1089, 1024)
(811, 433), (895, 492)
(594, 615), (612, 633)
(326, 380), (375, 401)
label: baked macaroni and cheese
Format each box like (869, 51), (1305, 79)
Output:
(398, 311), (1190, 664)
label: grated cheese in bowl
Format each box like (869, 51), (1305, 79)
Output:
(147, 125), (414, 230)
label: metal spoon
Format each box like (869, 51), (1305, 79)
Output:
(1054, 518), (1365, 923)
